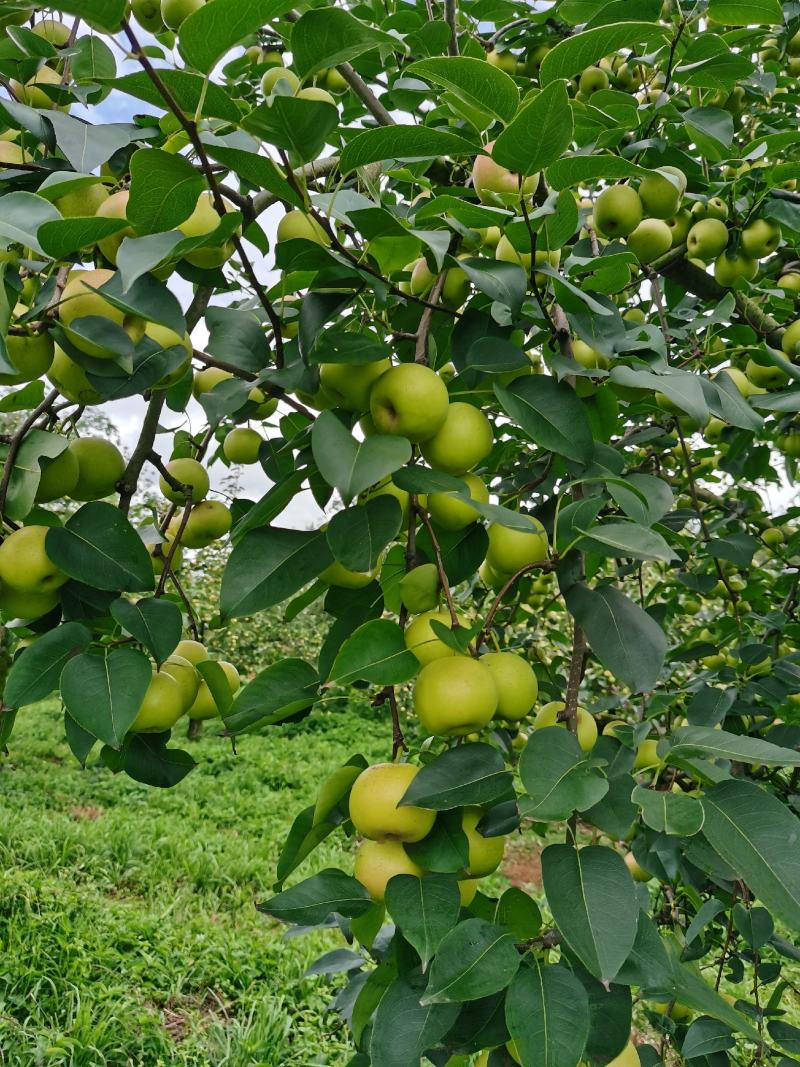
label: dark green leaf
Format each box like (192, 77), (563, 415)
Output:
(422, 919), (519, 1004)
(123, 732), (196, 788)
(565, 583), (666, 693)
(701, 779), (800, 930)
(178, 0), (296, 72)
(292, 8), (396, 77)
(224, 658), (318, 733)
(631, 785), (705, 836)
(667, 726), (800, 768)
(243, 96), (339, 164)
(506, 961), (590, 1067)
(110, 597), (181, 665)
(369, 976), (460, 1067)
(312, 410), (411, 504)
(682, 1018), (736, 1059)
(60, 648), (151, 749)
(220, 526), (333, 619)
(385, 874), (462, 969)
(493, 81), (573, 176)
(46, 502), (155, 593)
(496, 377), (593, 464)
(340, 127), (479, 174)
(707, 0), (782, 24)
(4, 622), (90, 708)
(518, 727), (608, 821)
(328, 619), (418, 686)
(326, 497), (402, 572)
(539, 22), (670, 86)
(111, 70), (241, 122)
(542, 844), (638, 982)
(406, 57), (519, 125)
(128, 148), (205, 236)
(258, 868), (373, 926)
(400, 743), (514, 810)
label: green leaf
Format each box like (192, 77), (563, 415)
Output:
(518, 728), (608, 822)
(45, 113), (140, 173)
(258, 868), (373, 926)
(496, 376), (593, 464)
(546, 153), (653, 191)
(492, 81), (573, 177)
(0, 191), (60, 255)
(178, 0), (295, 72)
(575, 965), (632, 1064)
(4, 622), (91, 708)
(369, 976), (460, 1067)
(326, 497), (403, 572)
(340, 127), (479, 174)
(123, 733), (196, 788)
(385, 873), (462, 969)
(400, 743), (514, 810)
(46, 502), (155, 594)
(406, 57), (519, 125)
(611, 365), (710, 425)
(204, 142), (303, 210)
(631, 785), (705, 836)
(311, 410), (412, 504)
(405, 811), (469, 873)
(579, 521), (678, 563)
(422, 919), (520, 1004)
(683, 107), (734, 163)
(494, 888), (542, 941)
(667, 726), (800, 768)
(243, 96), (340, 164)
(565, 583), (667, 694)
(539, 22), (670, 86)
(541, 844), (638, 983)
(328, 619), (419, 686)
(665, 939), (761, 1040)
(39, 216), (128, 260)
(768, 1020), (800, 1055)
(220, 526), (333, 619)
(608, 474), (673, 526)
(457, 257), (527, 317)
(291, 8), (397, 78)
(1, 429), (69, 521)
(47, 0), (125, 30)
(682, 1018), (736, 1059)
(224, 659), (318, 733)
(60, 648), (152, 749)
(675, 34), (755, 89)
(701, 779), (800, 930)
(707, 0), (782, 24)
(505, 961), (590, 1067)
(111, 70), (241, 122)
(109, 597), (181, 665)
(128, 149), (205, 236)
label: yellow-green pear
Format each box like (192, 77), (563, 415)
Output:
(428, 473), (489, 532)
(420, 402), (493, 475)
(354, 839), (422, 902)
(129, 671), (184, 733)
(349, 763), (435, 842)
(481, 651), (538, 721)
(414, 656), (498, 736)
(0, 525), (67, 595)
(68, 437), (125, 501)
(159, 457), (209, 503)
(404, 608), (469, 664)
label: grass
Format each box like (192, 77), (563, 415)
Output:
(0, 695), (389, 1066)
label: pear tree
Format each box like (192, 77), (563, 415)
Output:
(1, 1), (800, 1064)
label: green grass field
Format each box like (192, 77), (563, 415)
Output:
(0, 697), (389, 1066)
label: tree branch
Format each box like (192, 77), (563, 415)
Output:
(117, 392), (165, 513)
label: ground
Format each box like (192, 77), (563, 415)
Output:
(0, 697), (388, 1066)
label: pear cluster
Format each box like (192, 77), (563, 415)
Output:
(349, 762), (505, 904)
(129, 637), (240, 733)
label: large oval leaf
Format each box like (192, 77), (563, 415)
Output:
(46, 502), (155, 593)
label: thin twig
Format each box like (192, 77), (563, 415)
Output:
(0, 389), (59, 517)
(415, 271), (447, 364)
(417, 505), (461, 633)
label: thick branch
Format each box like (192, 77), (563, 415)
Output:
(445, 0), (459, 55)
(117, 392), (165, 512)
